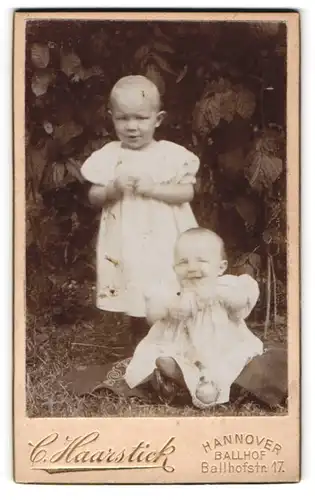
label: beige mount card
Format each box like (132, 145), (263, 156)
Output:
(14, 11), (300, 484)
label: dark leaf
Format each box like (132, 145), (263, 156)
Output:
(203, 77), (231, 97)
(262, 227), (285, 247)
(176, 65), (188, 83)
(153, 25), (172, 41)
(235, 196), (257, 227)
(236, 88), (256, 119)
(73, 66), (103, 82)
(250, 22), (280, 39)
(43, 121), (54, 135)
(145, 64), (165, 95)
(150, 53), (177, 75)
(193, 94), (221, 136)
(60, 50), (81, 77)
(248, 253), (261, 270)
(27, 144), (48, 189)
(153, 40), (175, 54)
(192, 133), (199, 146)
(90, 30), (109, 54)
(52, 162), (66, 186)
(31, 43), (50, 69)
(134, 45), (150, 64)
(217, 148), (245, 178)
(245, 151), (283, 192)
(233, 252), (261, 278)
(65, 158), (85, 183)
(54, 121), (83, 145)
(31, 70), (55, 96)
(255, 129), (284, 156)
(219, 90), (237, 123)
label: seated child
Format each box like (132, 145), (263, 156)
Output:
(124, 227), (264, 409)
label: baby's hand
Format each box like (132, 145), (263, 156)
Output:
(134, 175), (155, 197)
(144, 286), (170, 325)
(145, 299), (169, 325)
(114, 174), (137, 193)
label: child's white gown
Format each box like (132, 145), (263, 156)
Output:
(125, 274), (264, 408)
(81, 140), (199, 317)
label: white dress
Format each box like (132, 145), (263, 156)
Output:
(81, 140), (199, 317)
(125, 274), (264, 408)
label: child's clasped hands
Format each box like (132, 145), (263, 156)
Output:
(114, 172), (155, 197)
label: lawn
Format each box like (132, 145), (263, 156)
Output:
(26, 273), (287, 418)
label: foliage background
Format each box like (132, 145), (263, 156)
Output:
(25, 20), (287, 358)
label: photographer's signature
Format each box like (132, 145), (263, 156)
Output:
(29, 432), (176, 473)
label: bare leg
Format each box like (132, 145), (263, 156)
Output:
(156, 356), (186, 388)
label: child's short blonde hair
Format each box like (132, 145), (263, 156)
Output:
(109, 75), (161, 111)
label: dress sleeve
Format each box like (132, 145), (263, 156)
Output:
(160, 141), (200, 185)
(236, 274), (260, 319)
(218, 274), (260, 320)
(175, 149), (200, 185)
(80, 142), (119, 186)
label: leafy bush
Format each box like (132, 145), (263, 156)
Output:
(25, 20), (287, 328)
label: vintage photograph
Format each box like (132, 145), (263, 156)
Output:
(14, 10), (300, 485)
(24, 17), (289, 419)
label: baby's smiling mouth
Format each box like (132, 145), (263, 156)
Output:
(186, 273), (203, 279)
(183, 275), (205, 285)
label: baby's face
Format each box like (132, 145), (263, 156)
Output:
(110, 88), (164, 150)
(174, 234), (226, 286)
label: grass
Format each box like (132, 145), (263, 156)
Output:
(26, 276), (288, 418)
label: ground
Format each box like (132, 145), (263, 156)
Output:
(26, 272), (287, 418)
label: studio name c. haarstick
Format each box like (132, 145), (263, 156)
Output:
(29, 432), (176, 473)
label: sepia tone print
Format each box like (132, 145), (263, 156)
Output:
(25, 19), (288, 418)
(14, 11), (299, 484)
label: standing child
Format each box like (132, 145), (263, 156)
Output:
(81, 75), (199, 339)
(125, 228), (264, 408)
